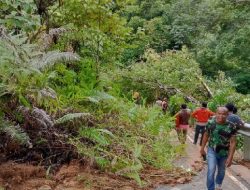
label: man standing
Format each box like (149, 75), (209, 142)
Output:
(192, 102), (214, 145)
(161, 97), (168, 114)
(132, 91), (141, 105)
(225, 103), (244, 128)
(175, 104), (191, 144)
(155, 97), (162, 107)
(200, 107), (238, 190)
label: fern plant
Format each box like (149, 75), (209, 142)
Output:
(0, 27), (80, 112)
(0, 27), (80, 70)
(0, 119), (30, 145)
(31, 51), (80, 70)
(55, 113), (91, 125)
(78, 126), (114, 146)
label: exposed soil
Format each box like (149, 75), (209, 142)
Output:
(0, 159), (204, 190)
(0, 107), (206, 190)
(238, 159), (250, 170)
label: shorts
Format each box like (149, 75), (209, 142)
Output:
(178, 124), (189, 129)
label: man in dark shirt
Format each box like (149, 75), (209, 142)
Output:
(175, 104), (191, 144)
(225, 103), (244, 128)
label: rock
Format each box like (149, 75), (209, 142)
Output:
(176, 177), (188, 184)
(121, 186), (134, 190)
(54, 186), (83, 190)
(38, 185), (52, 190)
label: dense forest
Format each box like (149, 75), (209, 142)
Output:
(0, 0), (249, 189)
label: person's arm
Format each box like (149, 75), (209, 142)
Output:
(191, 109), (197, 119)
(225, 136), (236, 167)
(200, 131), (209, 156)
(238, 117), (244, 130)
(209, 110), (215, 117)
(175, 112), (180, 128)
(162, 101), (167, 110)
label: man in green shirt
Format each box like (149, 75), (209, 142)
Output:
(200, 107), (238, 190)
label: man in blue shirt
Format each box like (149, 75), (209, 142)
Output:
(225, 103), (244, 128)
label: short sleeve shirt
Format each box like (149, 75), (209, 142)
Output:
(227, 114), (243, 128)
(206, 119), (238, 157)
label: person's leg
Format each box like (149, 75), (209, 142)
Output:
(207, 147), (217, 190)
(178, 129), (187, 144)
(193, 125), (200, 144)
(182, 129), (188, 144)
(179, 129), (185, 144)
(199, 126), (205, 146)
(215, 156), (227, 189)
(176, 128), (182, 143)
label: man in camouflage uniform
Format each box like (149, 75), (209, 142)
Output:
(200, 107), (238, 190)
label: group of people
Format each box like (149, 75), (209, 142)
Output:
(175, 102), (243, 190)
(137, 93), (243, 189)
(156, 97), (168, 114)
(140, 93), (243, 190)
(175, 102), (214, 145)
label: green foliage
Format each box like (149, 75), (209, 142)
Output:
(207, 72), (237, 111)
(95, 156), (110, 171)
(145, 17), (171, 52)
(33, 51), (80, 70)
(235, 72), (250, 94)
(139, 0), (167, 20)
(48, 60), (111, 107)
(55, 113), (91, 125)
(119, 0), (250, 92)
(0, 29), (79, 113)
(50, 0), (131, 66)
(99, 98), (177, 168)
(86, 91), (115, 104)
(121, 28), (149, 64)
(0, 0), (40, 33)
(168, 95), (185, 116)
(168, 0), (250, 91)
(68, 95), (178, 184)
(79, 126), (113, 146)
(236, 135), (244, 151)
(237, 96), (250, 122)
(105, 48), (206, 104)
(208, 90), (230, 112)
(127, 16), (145, 31)
(0, 120), (29, 145)
(0, 0), (249, 185)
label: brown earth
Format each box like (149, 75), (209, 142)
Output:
(238, 159), (250, 170)
(0, 159), (204, 190)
